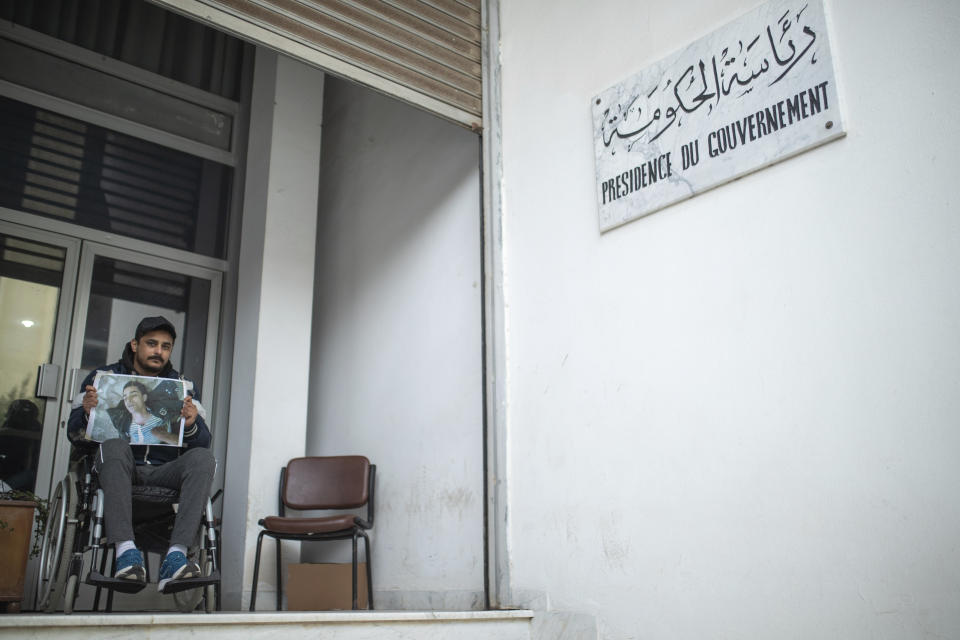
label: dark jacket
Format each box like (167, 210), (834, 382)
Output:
(67, 343), (211, 465)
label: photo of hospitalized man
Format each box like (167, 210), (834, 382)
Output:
(86, 374), (185, 447)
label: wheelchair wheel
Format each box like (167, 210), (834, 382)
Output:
(172, 550), (205, 613)
(173, 585), (203, 612)
(203, 555), (216, 613)
(37, 473), (78, 613)
(62, 574), (79, 615)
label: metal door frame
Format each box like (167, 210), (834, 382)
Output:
(1, 212), (224, 610)
(0, 218), (81, 497)
(0, 218), (81, 610)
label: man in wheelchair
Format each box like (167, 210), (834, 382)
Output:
(67, 316), (216, 593)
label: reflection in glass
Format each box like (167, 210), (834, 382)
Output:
(0, 233), (64, 492)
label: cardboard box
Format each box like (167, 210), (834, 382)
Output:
(286, 562), (369, 610)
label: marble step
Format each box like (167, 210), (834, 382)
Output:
(0, 610), (534, 640)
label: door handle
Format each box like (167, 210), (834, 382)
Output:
(36, 363), (62, 399)
(67, 368), (80, 400)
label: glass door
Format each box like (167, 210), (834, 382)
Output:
(0, 221), (80, 611)
(0, 221), (79, 498)
(49, 241), (222, 503)
(0, 223), (222, 610)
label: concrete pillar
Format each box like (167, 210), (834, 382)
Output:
(220, 48), (323, 610)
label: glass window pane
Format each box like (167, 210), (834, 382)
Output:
(0, 0), (248, 101)
(79, 256), (210, 392)
(0, 96), (233, 259)
(0, 232), (64, 493)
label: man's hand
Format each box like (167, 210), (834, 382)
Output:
(150, 425), (180, 445)
(82, 385), (99, 416)
(181, 395), (198, 428)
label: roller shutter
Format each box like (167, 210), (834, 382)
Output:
(153, 0), (483, 129)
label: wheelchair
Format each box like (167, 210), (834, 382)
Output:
(35, 444), (221, 614)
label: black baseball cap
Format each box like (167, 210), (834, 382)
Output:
(134, 316), (177, 341)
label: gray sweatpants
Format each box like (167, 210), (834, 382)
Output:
(95, 438), (215, 548)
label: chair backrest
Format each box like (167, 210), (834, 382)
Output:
(282, 456), (370, 510)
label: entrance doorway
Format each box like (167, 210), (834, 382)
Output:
(0, 216), (221, 608)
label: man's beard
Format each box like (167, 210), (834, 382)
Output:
(136, 354), (166, 374)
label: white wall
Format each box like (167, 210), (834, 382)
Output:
(497, 0), (960, 638)
(222, 49), (323, 610)
(306, 77), (485, 609)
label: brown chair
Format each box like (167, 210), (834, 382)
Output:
(249, 455), (375, 611)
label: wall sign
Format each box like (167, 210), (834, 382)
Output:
(592, 0), (845, 231)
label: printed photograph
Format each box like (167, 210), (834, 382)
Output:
(86, 373), (186, 446)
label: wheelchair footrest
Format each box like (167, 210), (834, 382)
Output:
(86, 571), (148, 594)
(160, 571), (220, 594)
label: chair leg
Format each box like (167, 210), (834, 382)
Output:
(249, 531), (266, 611)
(275, 536), (283, 611)
(351, 532), (359, 610)
(362, 531), (373, 610)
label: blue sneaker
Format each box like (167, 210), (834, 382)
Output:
(114, 548), (146, 582)
(158, 551), (200, 592)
